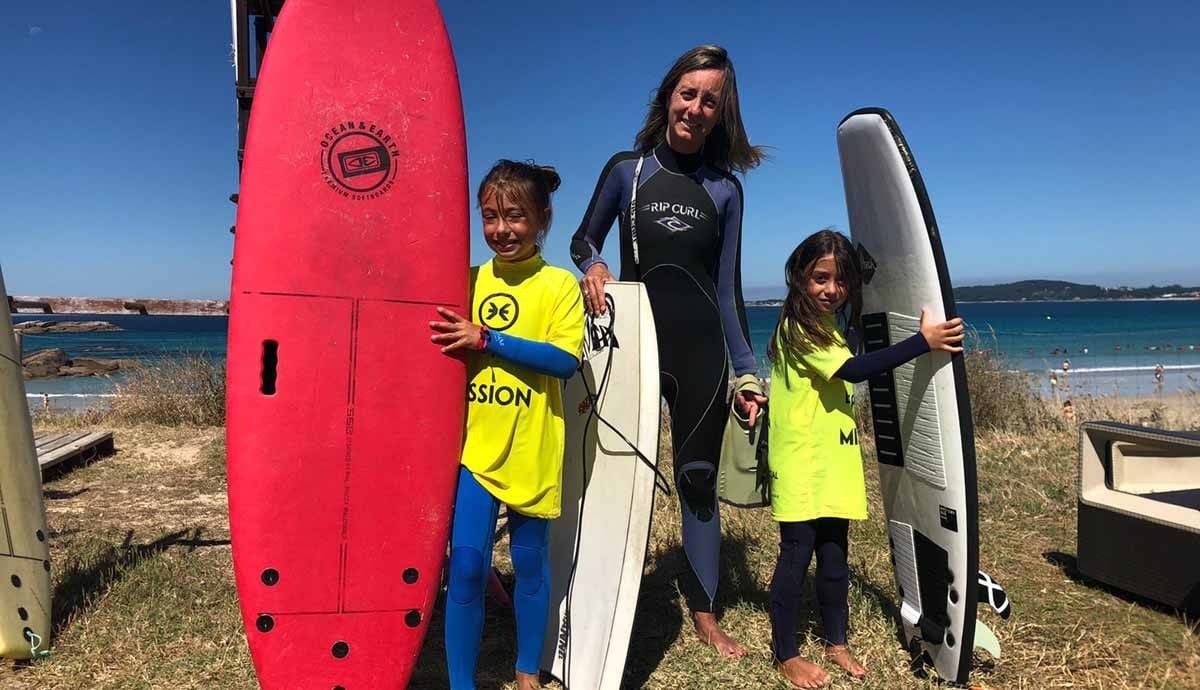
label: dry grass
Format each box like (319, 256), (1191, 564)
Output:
(5, 388), (1198, 687)
(29, 355), (226, 429)
(0, 424), (251, 690)
(106, 355), (225, 427)
(965, 348), (1063, 435)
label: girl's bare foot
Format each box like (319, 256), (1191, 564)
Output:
(516, 670), (541, 690)
(693, 611), (746, 658)
(776, 656), (830, 688)
(824, 645), (867, 679)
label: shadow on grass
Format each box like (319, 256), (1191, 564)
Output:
(44, 488), (89, 500)
(620, 542), (687, 689)
(1045, 551), (1200, 626)
(52, 527), (230, 638)
(406, 535), (764, 688)
(855, 575), (939, 682)
(620, 531), (768, 689)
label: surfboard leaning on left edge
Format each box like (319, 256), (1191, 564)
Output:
(0, 266), (52, 661)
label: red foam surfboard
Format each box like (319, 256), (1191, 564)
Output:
(226, 1), (467, 687)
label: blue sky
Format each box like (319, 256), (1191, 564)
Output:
(2, 1), (1198, 299)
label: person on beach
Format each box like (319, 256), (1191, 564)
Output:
(430, 160), (585, 690)
(1062, 399), (1075, 422)
(571, 44), (766, 657)
(765, 229), (964, 688)
(1154, 363), (1165, 392)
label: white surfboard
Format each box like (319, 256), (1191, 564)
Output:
(837, 108), (979, 684)
(542, 282), (660, 690)
(0, 267), (52, 659)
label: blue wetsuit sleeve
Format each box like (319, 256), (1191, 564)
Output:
(834, 333), (930, 383)
(570, 153), (634, 273)
(714, 176), (757, 376)
(485, 330), (579, 380)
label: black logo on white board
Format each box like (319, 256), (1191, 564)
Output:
(584, 294), (618, 356)
(939, 505), (958, 532)
(319, 121), (399, 200)
(857, 244), (878, 285)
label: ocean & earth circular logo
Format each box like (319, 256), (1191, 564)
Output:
(319, 121), (399, 200)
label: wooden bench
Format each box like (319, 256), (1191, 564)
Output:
(35, 431), (115, 473)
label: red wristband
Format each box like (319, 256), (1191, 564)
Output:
(475, 325), (490, 351)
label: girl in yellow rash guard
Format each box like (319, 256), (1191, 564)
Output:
(764, 229), (965, 689)
(429, 160), (585, 690)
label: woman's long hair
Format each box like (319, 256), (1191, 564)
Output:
(634, 45), (765, 174)
(768, 229), (863, 376)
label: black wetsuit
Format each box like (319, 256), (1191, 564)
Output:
(571, 142), (756, 611)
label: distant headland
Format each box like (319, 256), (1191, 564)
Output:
(952, 280), (1200, 303)
(746, 280), (1200, 307)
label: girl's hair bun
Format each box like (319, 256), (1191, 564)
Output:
(537, 165), (562, 193)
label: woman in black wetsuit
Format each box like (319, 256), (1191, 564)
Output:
(572, 44), (766, 658)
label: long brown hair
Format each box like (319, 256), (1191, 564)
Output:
(476, 159), (562, 243)
(634, 45), (765, 174)
(767, 229), (863, 375)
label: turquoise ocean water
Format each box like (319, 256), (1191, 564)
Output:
(14, 299), (1200, 409)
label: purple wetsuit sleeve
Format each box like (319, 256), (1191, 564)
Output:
(834, 333), (930, 383)
(714, 177), (757, 376)
(569, 153), (635, 273)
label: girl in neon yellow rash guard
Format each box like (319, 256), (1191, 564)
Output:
(765, 229), (964, 688)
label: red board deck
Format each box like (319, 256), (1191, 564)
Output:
(225, 1), (468, 687)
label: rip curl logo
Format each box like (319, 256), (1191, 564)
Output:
(642, 201), (708, 220)
(655, 216), (693, 233)
(319, 121), (399, 199)
(642, 201), (707, 233)
(478, 293), (519, 331)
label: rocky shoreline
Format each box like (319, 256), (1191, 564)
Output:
(14, 320), (123, 334)
(21, 348), (137, 379)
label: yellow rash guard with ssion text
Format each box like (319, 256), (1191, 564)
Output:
(460, 254), (585, 518)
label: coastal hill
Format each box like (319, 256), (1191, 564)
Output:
(954, 280), (1200, 302)
(746, 280), (1200, 306)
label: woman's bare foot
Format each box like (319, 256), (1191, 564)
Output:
(692, 611), (746, 658)
(824, 645), (867, 679)
(515, 669), (541, 690)
(776, 656), (830, 688)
